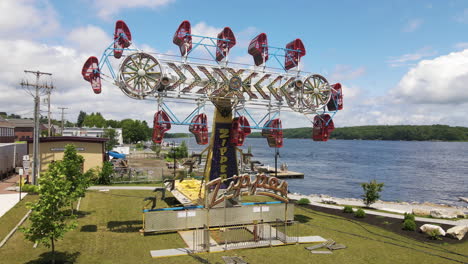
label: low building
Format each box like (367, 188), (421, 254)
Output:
(0, 143), (27, 179)
(7, 119), (34, 141)
(0, 117), (15, 143)
(63, 127), (123, 145)
(40, 124), (61, 136)
(26, 137), (108, 172)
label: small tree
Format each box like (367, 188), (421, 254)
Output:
(22, 162), (77, 264)
(96, 161), (114, 185)
(103, 128), (119, 151)
(361, 179), (384, 207)
(62, 145), (89, 214)
(151, 143), (162, 157)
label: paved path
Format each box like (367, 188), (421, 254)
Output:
(0, 174), (20, 194)
(0, 175), (27, 218)
(289, 194), (468, 226)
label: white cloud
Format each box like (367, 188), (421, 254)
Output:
(402, 19), (423, 32)
(0, 0), (59, 38)
(391, 49), (468, 105)
(192, 22), (223, 43)
(454, 42), (468, 50)
(387, 47), (437, 67)
(66, 25), (112, 55)
(329, 65), (366, 81)
(455, 8), (468, 23)
(93, 0), (176, 20)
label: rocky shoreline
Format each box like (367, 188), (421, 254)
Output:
(289, 193), (468, 219)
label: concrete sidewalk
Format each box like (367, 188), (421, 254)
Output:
(0, 193), (28, 218)
(0, 175), (27, 218)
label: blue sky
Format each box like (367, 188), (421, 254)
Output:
(50, 0), (468, 95)
(2, 0), (468, 129)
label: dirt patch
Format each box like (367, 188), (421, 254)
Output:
(298, 204), (467, 245)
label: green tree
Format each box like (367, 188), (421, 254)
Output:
(21, 162), (77, 264)
(361, 179), (384, 207)
(62, 145), (89, 214)
(167, 141), (188, 159)
(77, 111), (87, 127)
(103, 128), (119, 151)
(96, 161), (114, 185)
(151, 143), (162, 157)
(82, 112), (106, 128)
(106, 119), (121, 128)
(121, 119), (150, 143)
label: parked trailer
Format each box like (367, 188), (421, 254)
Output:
(0, 143), (27, 180)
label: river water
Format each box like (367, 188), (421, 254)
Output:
(171, 138), (468, 206)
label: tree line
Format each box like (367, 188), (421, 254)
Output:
(248, 125), (468, 141)
(76, 111), (151, 144)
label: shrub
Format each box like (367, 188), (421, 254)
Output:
(354, 208), (366, 218)
(428, 229), (442, 240)
(402, 219), (416, 231)
(96, 162), (114, 185)
(343, 205), (354, 213)
(21, 184), (39, 194)
(361, 179), (384, 207)
(404, 212), (415, 221)
(297, 198), (311, 205)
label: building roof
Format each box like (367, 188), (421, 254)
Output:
(6, 118), (34, 127)
(63, 127), (122, 131)
(0, 120), (14, 128)
(26, 136), (109, 143)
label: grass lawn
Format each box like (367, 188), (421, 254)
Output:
(0, 194), (38, 240)
(0, 190), (466, 263)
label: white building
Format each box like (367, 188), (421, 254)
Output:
(62, 127), (123, 145)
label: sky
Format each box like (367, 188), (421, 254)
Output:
(1, 0), (468, 131)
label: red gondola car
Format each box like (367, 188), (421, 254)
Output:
(189, 113), (208, 145)
(216, 27), (236, 61)
(230, 116), (251, 146)
(82, 56), (102, 94)
(262, 119), (283, 148)
(173, 20), (192, 56)
(152, 110), (171, 144)
(327, 83), (343, 111)
(284, 39), (306, 70)
(312, 114), (335, 142)
(248, 33), (269, 66)
(114, 20), (132, 59)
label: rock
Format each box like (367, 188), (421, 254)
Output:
(446, 225), (468, 240)
(454, 210), (466, 218)
(412, 208), (431, 216)
(420, 224), (446, 236)
(430, 209), (458, 219)
(321, 198), (337, 205)
(459, 197), (468, 203)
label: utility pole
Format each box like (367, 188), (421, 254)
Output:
(46, 84), (54, 136)
(58, 107), (68, 135)
(20, 70), (53, 185)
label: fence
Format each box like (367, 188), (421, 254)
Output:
(191, 221), (299, 252)
(127, 153), (159, 159)
(111, 167), (165, 183)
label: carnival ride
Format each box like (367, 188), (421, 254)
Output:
(82, 20), (344, 237)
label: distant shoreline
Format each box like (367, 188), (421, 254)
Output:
(166, 124), (468, 142)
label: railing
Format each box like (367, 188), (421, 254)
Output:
(191, 221), (299, 252)
(111, 167), (166, 183)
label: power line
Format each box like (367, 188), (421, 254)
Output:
(20, 70), (53, 186)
